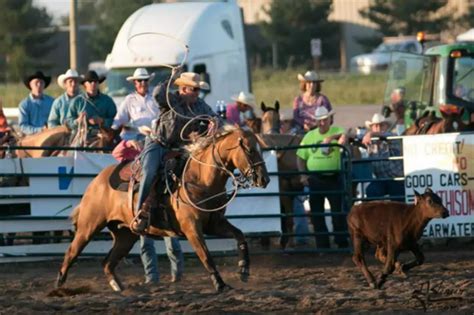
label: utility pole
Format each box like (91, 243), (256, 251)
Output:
(69, 0), (78, 70)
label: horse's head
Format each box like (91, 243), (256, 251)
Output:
(223, 127), (270, 188)
(438, 105), (467, 133)
(260, 101), (280, 134)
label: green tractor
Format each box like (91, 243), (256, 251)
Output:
(382, 39), (474, 132)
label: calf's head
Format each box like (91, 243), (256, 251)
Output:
(415, 188), (449, 219)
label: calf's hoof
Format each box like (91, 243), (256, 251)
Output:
(109, 279), (123, 292)
(56, 271), (66, 288)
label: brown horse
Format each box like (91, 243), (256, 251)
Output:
(260, 101), (280, 134)
(56, 126), (270, 292)
(404, 108), (471, 135)
(14, 126), (72, 158)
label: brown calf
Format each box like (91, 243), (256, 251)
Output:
(347, 188), (449, 289)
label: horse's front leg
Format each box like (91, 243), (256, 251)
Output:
(206, 216), (250, 282)
(182, 222), (229, 292)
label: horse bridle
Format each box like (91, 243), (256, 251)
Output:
(235, 137), (266, 187)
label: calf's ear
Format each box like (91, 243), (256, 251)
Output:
(414, 190), (421, 205)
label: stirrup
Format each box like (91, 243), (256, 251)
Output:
(130, 210), (150, 234)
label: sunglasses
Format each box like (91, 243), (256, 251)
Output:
(136, 79), (149, 83)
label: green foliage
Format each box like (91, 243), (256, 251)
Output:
(360, 0), (452, 37)
(260, 0), (338, 67)
(76, 0), (156, 60)
(0, 0), (55, 81)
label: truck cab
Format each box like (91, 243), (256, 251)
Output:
(383, 42), (474, 127)
(104, 0), (250, 108)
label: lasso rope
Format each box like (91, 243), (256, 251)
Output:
(127, 32), (248, 212)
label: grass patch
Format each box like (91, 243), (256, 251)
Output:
(1, 69), (387, 109)
(252, 67), (388, 108)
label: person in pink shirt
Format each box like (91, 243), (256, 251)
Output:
(293, 70), (333, 133)
(226, 91), (256, 126)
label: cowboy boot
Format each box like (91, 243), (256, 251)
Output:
(130, 200), (152, 234)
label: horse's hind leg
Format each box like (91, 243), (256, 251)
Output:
(207, 218), (250, 282)
(182, 223), (228, 292)
(56, 224), (103, 288)
(102, 224), (138, 292)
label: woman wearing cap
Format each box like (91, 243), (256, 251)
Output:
(293, 70), (333, 133)
(130, 69), (222, 234)
(296, 107), (348, 249)
(48, 69), (80, 128)
(18, 71), (54, 135)
(226, 91), (256, 126)
(362, 113), (404, 201)
(65, 70), (117, 132)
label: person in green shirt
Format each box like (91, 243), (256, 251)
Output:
(296, 107), (349, 249)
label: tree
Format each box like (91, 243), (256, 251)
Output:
(359, 0), (453, 41)
(0, 0), (55, 81)
(77, 0), (156, 60)
(260, 0), (338, 68)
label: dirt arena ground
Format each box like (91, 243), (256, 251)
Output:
(1, 243), (474, 314)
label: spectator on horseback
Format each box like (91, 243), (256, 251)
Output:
(65, 70), (116, 134)
(130, 68), (222, 234)
(48, 69), (81, 128)
(226, 91), (256, 126)
(18, 71), (54, 135)
(293, 70), (333, 133)
(362, 113), (404, 202)
(296, 107), (348, 249)
(111, 67), (184, 285)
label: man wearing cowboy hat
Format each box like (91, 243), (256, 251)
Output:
(293, 70), (333, 133)
(296, 106), (349, 249)
(48, 69), (81, 128)
(65, 70), (116, 132)
(226, 91), (256, 126)
(18, 71), (54, 135)
(111, 67), (184, 284)
(130, 68), (222, 234)
(362, 113), (404, 201)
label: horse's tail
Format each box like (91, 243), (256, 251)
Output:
(70, 205), (81, 230)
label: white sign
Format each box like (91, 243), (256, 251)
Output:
(403, 133), (474, 238)
(311, 38), (322, 57)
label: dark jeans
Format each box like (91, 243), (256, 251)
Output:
(366, 180), (405, 202)
(308, 174), (348, 248)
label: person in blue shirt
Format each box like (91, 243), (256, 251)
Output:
(18, 71), (54, 135)
(48, 69), (80, 128)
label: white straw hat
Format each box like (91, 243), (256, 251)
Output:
(57, 69), (80, 89)
(314, 107), (335, 120)
(365, 113), (391, 129)
(297, 70), (324, 82)
(126, 68), (155, 82)
(231, 91), (256, 107)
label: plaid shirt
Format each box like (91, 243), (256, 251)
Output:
(368, 133), (404, 178)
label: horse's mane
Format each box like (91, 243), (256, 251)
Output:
(185, 124), (239, 154)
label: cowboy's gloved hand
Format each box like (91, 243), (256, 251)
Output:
(126, 140), (143, 151)
(362, 132), (372, 146)
(89, 117), (104, 126)
(172, 66), (183, 78)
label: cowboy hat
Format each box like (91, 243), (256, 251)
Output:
(365, 113), (391, 129)
(297, 70), (324, 82)
(57, 69), (80, 89)
(231, 91), (256, 107)
(80, 70), (106, 84)
(314, 106), (335, 120)
(23, 71), (51, 89)
(174, 72), (209, 89)
(126, 68), (155, 82)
